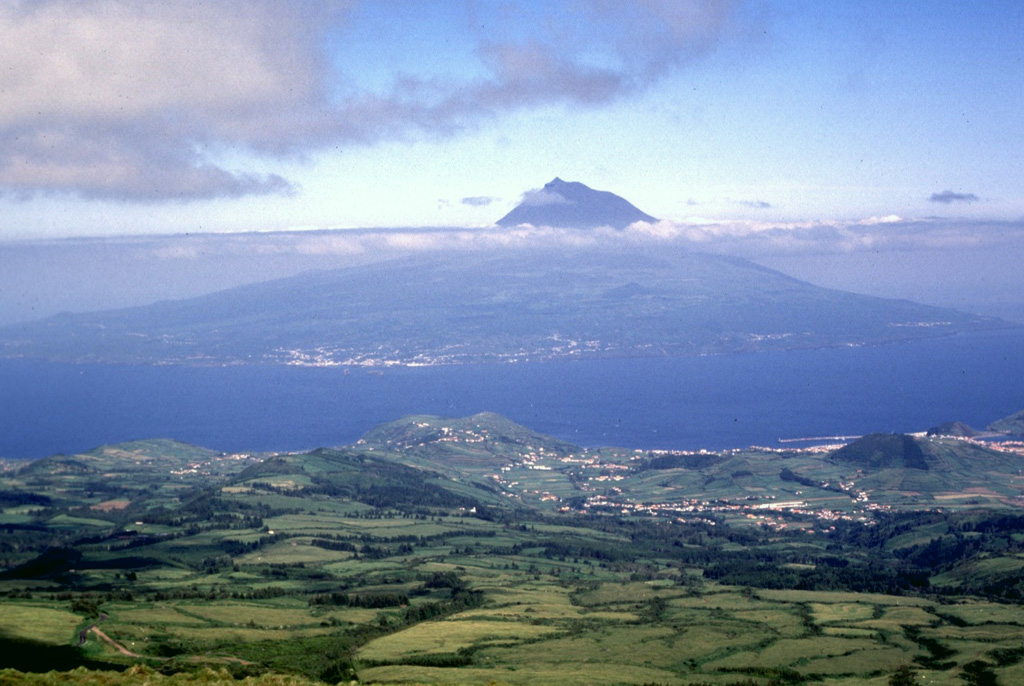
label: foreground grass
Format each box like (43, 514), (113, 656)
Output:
(0, 666), (318, 686)
(5, 428), (1024, 686)
(5, 540), (1024, 685)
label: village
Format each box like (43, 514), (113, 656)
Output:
(479, 438), (890, 530)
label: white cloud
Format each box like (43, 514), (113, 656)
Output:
(0, 2), (329, 127)
(96, 220), (1024, 310)
(461, 196), (498, 207)
(520, 189), (571, 206)
(0, 0), (742, 202)
(0, 0), (345, 200)
(858, 215), (903, 225)
(614, 216), (1024, 257)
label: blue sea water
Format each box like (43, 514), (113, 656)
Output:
(2, 328), (1023, 460)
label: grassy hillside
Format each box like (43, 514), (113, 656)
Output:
(989, 409), (1024, 434)
(831, 434), (930, 471)
(926, 421), (979, 437)
(356, 412), (579, 478)
(3, 414), (1024, 685)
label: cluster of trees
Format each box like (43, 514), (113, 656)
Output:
(541, 509), (1024, 601)
(0, 546), (82, 580)
(0, 490), (52, 507)
(778, 468), (847, 495)
(309, 538), (358, 552)
(215, 532), (289, 557)
(309, 591), (409, 608)
(702, 559), (930, 595)
(401, 588), (484, 623)
(139, 493), (292, 529)
(309, 527), (499, 559)
(149, 585), (292, 601)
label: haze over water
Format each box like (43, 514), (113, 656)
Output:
(3, 328), (1022, 461)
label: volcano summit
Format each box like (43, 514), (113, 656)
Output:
(496, 178), (657, 229)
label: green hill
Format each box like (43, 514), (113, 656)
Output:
(822, 433), (1024, 502)
(988, 408), (1024, 434)
(356, 412), (579, 477)
(831, 434), (930, 471)
(229, 447), (509, 512)
(18, 439), (223, 479)
(925, 420), (979, 437)
(4, 440), (258, 522)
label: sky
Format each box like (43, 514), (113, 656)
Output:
(1, 0), (1023, 239)
(1, 0), (1023, 328)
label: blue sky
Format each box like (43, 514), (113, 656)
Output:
(1, 0), (1023, 239)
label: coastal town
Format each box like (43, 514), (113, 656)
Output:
(270, 336), (629, 368)
(8, 412), (1021, 539)
(485, 441), (889, 530)
(379, 416), (1024, 530)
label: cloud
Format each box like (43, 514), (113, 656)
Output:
(0, 0), (343, 201)
(738, 200), (772, 209)
(0, 130), (296, 201)
(127, 216), (1024, 279)
(587, 0), (741, 76)
(858, 215), (903, 225)
(519, 189), (571, 206)
(614, 216), (1024, 258)
(929, 190), (980, 204)
(461, 196), (498, 207)
(0, 0), (741, 202)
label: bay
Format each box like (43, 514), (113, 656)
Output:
(2, 328), (1023, 460)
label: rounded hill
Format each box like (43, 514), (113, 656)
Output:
(496, 178), (657, 229)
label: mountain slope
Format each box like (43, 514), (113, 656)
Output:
(825, 433), (1024, 498)
(988, 409), (1024, 434)
(228, 447), (509, 511)
(0, 246), (1005, 366)
(831, 434), (931, 471)
(356, 412), (579, 478)
(926, 421), (979, 437)
(497, 178), (656, 228)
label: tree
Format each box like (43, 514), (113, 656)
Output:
(890, 665), (917, 686)
(961, 660), (998, 686)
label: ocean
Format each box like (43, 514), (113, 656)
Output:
(2, 328), (1023, 460)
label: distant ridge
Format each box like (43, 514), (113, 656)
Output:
(926, 421), (979, 438)
(988, 409), (1024, 434)
(0, 246), (1007, 367)
(497, 178), (656, 229)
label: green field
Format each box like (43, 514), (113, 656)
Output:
(2, 414), (1024, 685)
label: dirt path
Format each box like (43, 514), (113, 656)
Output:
(78, 612), (109, 647)
(89, 625), (149, 658)
(83, 619), (252, 665)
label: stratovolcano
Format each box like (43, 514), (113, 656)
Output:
(496, 178), (657, 229)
